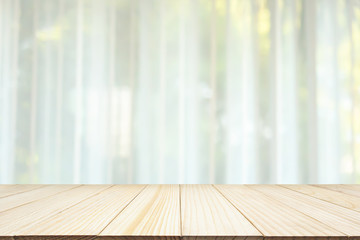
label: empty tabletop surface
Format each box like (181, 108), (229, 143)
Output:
(0, 184), (359, 240)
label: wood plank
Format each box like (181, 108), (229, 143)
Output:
(183, 237), (261, 240)
(14, 185), (145, 237)
(13, 237), (94, 240)
(283, 184), (360, 212)
(0, 185), (110, 236)
(250, 185), (360, 236)
(95, 237), (179, 240)
(0, 185), (44, 198)
(0, 184), (359, 239)
(343, 184), (360, 190)
(317, 184), (360, 198)
(100, 185), (180, 237)
(0, 185), (78, 213)
(0, 236), (14, 240)
(215, 185), (343, 237)
(180, 185), (261, 238)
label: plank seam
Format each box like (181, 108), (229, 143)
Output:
(9, 185), (114, 237)
(315, 185), (360, 199)
(97, 184), (148, 236)
(0, 185), (45, 199)
(0, 185), (82, 214)
(249, 185), (349, 237)
(281, 185), (360, 213)
(212, 185), (264, 238)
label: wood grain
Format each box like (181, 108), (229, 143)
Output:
(100, 185), (180, 237)
(183, 237), (262, 240)
(181, 185), (261, 238)
(250, 185), (360, 236)
(0, 185), (43, 198)
(13, 237), (95, 240)
(316, 184), (360, 198)
(0, 185), (78, 213)
(95, 237), (179, 240)
(283, 184), (360, 212)
(16, 185), (145, 236)
(215, 185), (343, 237)
(0, 185), (110, 236)
(0, 184), (359, 240)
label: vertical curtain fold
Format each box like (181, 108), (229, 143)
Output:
(0, 0), (359, 184)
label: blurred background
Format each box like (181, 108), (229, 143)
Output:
(0, 0), (360, 184)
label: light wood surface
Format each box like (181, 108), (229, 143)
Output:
(317, 184), (360, 198)
(0, 185), (43, 198)
(0, 184), (359, 240)
(283, 184), (360, 212)
(100, 185), (180, 237)
(181, 185), (261, 238)
(0, 185), (109, 236)
(250, 185), (360, 236)
(214, 185), (343, 237)
(17, 185), (145, 236)
(0, 185), (78, 213)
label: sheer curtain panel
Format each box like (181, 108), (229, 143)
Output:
(0, 0), (360, 184)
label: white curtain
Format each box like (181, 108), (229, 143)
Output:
(1, 0), (360, 184)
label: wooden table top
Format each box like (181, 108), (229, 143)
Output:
(0, 184), (360, 240)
